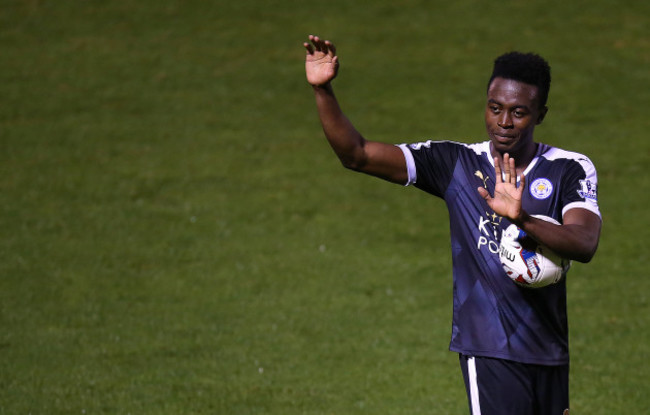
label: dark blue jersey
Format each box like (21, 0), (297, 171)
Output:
(398, 140), (600, 365)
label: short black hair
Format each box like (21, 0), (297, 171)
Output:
(488, 51), (551, 108)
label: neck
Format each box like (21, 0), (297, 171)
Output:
(490, 141), (538, 175)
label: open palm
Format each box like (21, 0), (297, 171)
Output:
(478, 154), (525, 222)
(304, 35), (339, 86)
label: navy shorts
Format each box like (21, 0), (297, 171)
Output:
(459, 354), (569, 415)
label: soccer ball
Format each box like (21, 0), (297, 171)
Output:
(498, 215), (571, 288)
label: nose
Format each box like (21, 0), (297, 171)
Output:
(497, 112), (513, 129)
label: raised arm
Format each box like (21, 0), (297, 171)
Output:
(304, 35), (407, 184)
(479, 154), (601, 263)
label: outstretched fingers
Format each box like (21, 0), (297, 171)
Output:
(494, 156), (502, 183)
(304, 34), (339, 86)
(509, 154), (517, 185)
(477, 186), (491, 201)
(328, 41), (336, 56)
(494, 153), (520, 186)
(311, 35), (325, 52)
(306, 35), (336, 57)
(484, 153), (526, 220)
(503, 153), (513, 184)
(304, 34), (319, 55)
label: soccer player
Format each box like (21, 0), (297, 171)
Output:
(303, 35), (602, 415)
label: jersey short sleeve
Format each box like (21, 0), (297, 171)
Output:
(541, 147), (601, 218)
(398, 140), (468, 197)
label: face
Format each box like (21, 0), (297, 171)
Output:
(485, 77), (547, 158)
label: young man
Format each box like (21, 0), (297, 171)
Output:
(303, 35), (601, 414)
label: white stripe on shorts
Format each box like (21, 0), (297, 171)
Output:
(468, 357), (482, 415)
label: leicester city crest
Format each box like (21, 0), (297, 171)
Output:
(530, 178), (553, 200)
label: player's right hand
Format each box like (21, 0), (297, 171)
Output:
(304, 35), (339, 86)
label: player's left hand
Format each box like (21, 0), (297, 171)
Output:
(478, 153), (525, 222)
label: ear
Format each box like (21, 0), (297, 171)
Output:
(536, 106), (548, 125)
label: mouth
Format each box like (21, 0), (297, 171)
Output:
(493, 133), (515, 144)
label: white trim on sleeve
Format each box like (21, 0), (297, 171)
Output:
(397, 144), (417, 186)
(562, 201), (602, 219)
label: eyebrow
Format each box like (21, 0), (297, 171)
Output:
(487, 99), (531, 111)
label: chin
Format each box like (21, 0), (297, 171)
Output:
(491, 139), (517, 154)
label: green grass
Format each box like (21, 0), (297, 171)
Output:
(1, 0), (649, 413)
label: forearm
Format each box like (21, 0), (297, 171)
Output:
(312, 83), (368, 170)
(514, 212), (601, 263)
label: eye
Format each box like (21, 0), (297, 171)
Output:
(489, 105), (501, 114)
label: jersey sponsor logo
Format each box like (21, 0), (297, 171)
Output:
(530, 178), (553, 200)
(476, 211), (503, 253)
(577, 179), (598, 201)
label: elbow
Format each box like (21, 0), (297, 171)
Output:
(337, 153), (367, 172)
(560, 212), (602, 264)
(328, 134), (369, 172)
(341, 160), (364, 172)
(573, 241), (599, 264)
(575, 253), (594, 264)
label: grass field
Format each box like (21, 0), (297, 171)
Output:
(1, 0), (649, 413)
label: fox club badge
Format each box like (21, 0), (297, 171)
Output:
(530, 178), (553, 200)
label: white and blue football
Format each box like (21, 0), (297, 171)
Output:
(499, 215), (571, 288)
